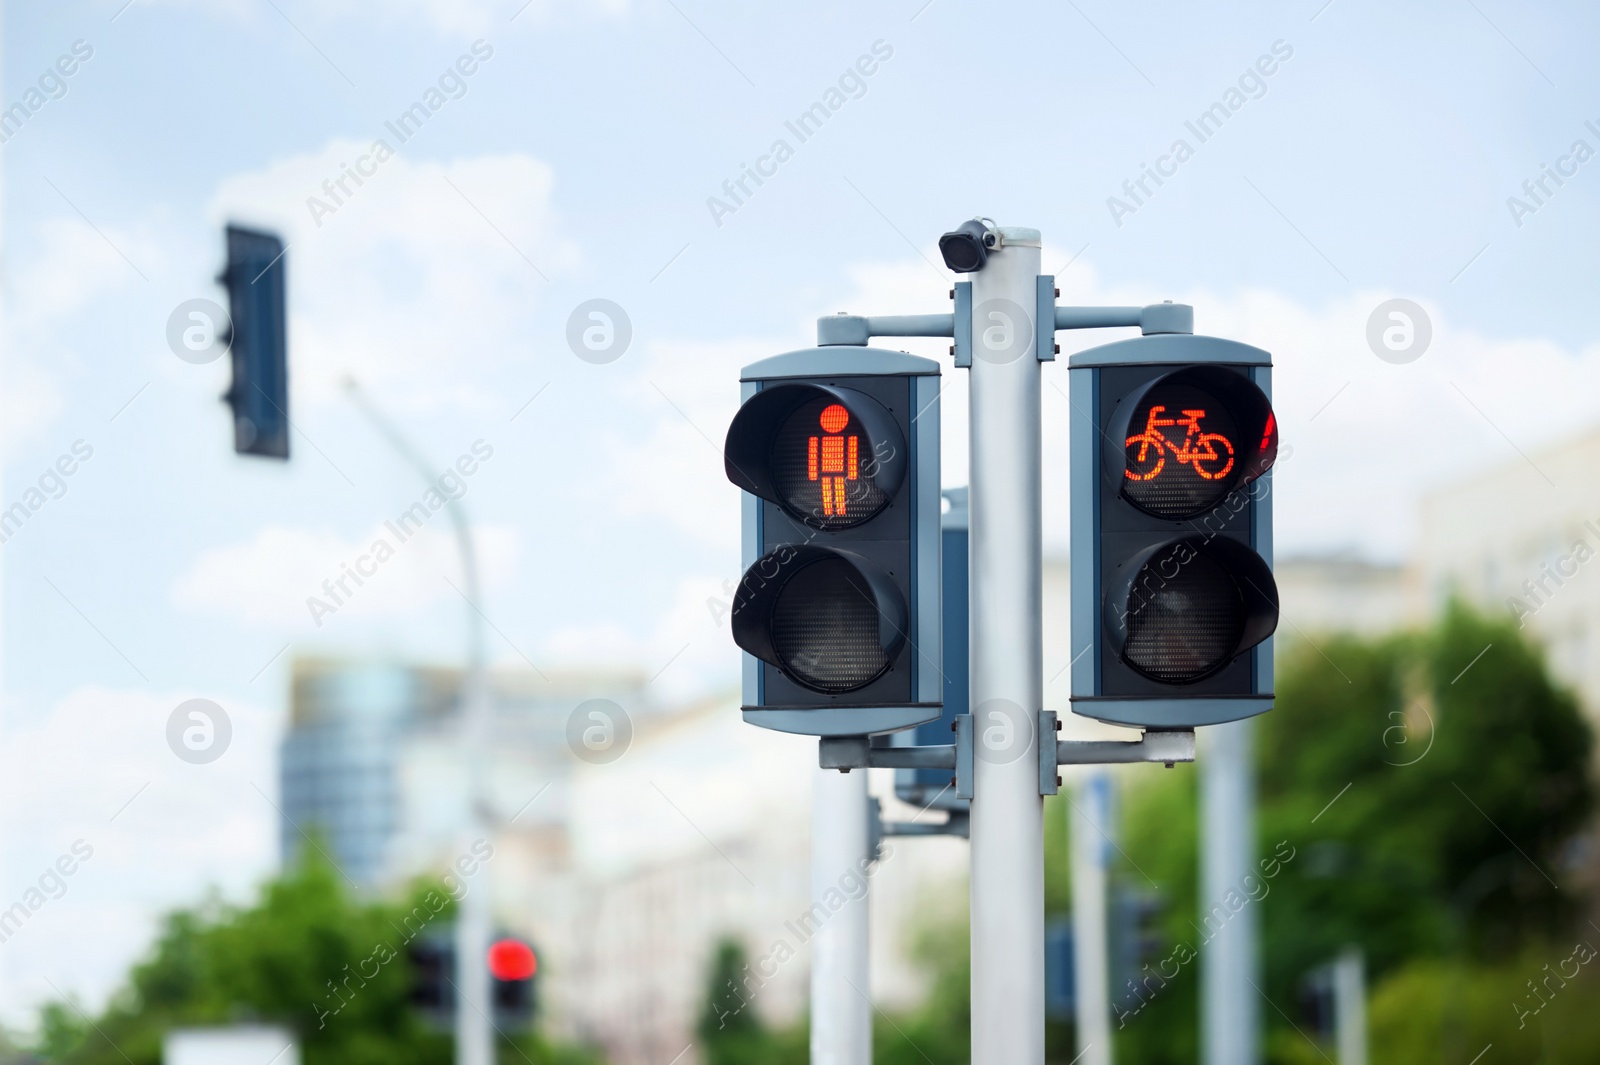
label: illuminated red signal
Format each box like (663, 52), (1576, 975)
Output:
(808, 404), (861, 517)
(487, 939), (536, 981)
(1123, 405), (1235, 483)
(1259, 411), (1276, 453)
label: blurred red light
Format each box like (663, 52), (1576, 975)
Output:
(487, 938), (537, 980)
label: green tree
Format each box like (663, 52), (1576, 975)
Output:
(34, 851), (601, 1065)
(694, 938), (804, 1065)
(1110, 601), (1595, 1063)
(1259, 602), (1593, 989)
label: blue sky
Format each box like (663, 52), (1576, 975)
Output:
(5, 0), (1600, 1023)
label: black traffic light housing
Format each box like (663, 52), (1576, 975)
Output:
(725, 347), (942, 737)
(489, 938), (538, 1029)
(1069, 334), (1279, 727)
(407, 930), (538, 1030)
(218, 224), (290, 459)
(407, 933), (453, 1027)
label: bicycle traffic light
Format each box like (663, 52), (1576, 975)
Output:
(725, 347), (942, 736)
(1068, 335), (1279, 727)
(218, 224), (290, 459)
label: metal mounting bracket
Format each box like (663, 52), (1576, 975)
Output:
(818, 714), (975, 798)
(1037, 710), (1196, 795)
(816, 312), (956, 347)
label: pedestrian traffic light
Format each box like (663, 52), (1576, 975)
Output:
(725, 347), (942, 736)
(218, 223), (289, 459)
(1068, 335), (1279, 727)
(489, 937), (537, 1029)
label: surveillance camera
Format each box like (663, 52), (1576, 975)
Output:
(939, 219), (994, 273)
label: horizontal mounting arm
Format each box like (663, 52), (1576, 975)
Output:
(880, 810), (969, 840)
(1038, 711), (1196, 794)
(817, 313), (956, 346)
(1054, 303), (1192, 335)
(820, 735), (956, 770)
(819, 715), (975, 798)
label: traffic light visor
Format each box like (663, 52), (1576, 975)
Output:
(726, 384), (906, 530)
(1103, 536), (1278, 684)
(731, 545), (907, 694)
(1106, 367), (1276, 520)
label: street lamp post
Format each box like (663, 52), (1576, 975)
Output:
(345, 380), (494, 1065)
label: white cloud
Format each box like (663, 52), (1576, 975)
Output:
(0, 685), (280, 1024)
(542, 573), (741, 702)
(208, 141), (578, 411)
(2, 215), (162, 450)
(8, 217), (154, 334)
(171, 521), (521, 630)
(697, 248), (1600, 563)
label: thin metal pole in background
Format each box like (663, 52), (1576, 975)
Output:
(345, 380), (494, 1065)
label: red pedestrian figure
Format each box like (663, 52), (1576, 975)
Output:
(808, 403), (859, 517)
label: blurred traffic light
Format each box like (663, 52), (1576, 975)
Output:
(1044, 916), (1075, 1021)
(490, 938), (537, 1029)
(218, 224), (289, 459)
(408, 933), (453, 1027)
(1112, 888), (1165, 995)
(1069, 337), (1280, 727)
(724, 348), (943, 736)
(407, 932), (538, 1029)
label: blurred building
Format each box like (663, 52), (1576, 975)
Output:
(1418, 425), (1600, 720)
(279, 658), (646, 886)
(280, 661), (448, 884)
(1273, 552), (1416, 638)
(280, 659), (942, 1065)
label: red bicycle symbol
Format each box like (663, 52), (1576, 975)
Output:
(1125, 406), (1235, 482)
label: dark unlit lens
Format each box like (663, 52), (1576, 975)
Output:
(770, 557), (888, 692)
(1123, 549), (1244, 682)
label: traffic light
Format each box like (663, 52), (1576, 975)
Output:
(1068, 335), (1279, 727)
(725, 347), (942, 736)
(488, 937), (537, 1029)
(1043, 916), (1076, 1021)
(407, 932), (538, 1029)
(407, 932), (453, 1027)
(1111, 888), (1165, 996)
(218, 224), (289, 459)
(894, 487), (970, 810)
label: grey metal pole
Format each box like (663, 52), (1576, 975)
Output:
(1333, 947), (1366, 1065)
(809, 766), (872, 1065)
(966, 227), (1045, 1065)
(344, 381), (494, 1065)
(1201, 718), (1259, 1065)
(1070, 770), (1114, 1065)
